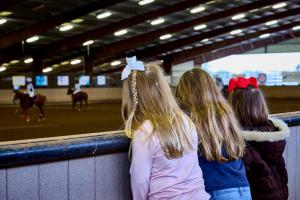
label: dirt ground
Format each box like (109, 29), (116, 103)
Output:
(0, 99), (299, 142)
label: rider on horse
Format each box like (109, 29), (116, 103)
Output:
(73, 82), (81, 95)
(25, 78), (36, 107)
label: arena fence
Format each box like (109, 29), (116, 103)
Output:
(0, 112), (299, 200)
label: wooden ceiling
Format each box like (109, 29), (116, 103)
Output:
(0, 0), (299, 76)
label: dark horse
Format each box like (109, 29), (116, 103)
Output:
(13, 90), (46, 122)
(67, 88), (88, 111)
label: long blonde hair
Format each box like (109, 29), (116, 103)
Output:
(175, 68), (244, 162)
(122, 63), (194, 158)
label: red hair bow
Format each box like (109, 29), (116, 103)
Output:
(228, 77), (258, 94)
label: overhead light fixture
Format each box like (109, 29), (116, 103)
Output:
(82, 40), (94, 46)
(194, 24), (207, 30)
(0, 18), (7, 25)
(42, 67), (53, 73)
(26, 36), (39, 43)
(111, 60), (121, 66)
(114, 29), (128, 36)
(71, 18), (84, 23)
(150, 18), (165, 26)
(231, 13), (245, 20)
(97, 11), (112, 19)
(0, 11), (12, 17)
(138, 0), (155, 6)
(0, 67), (6, 72)
(2, 63), (9, 67)
(265, 20), (278, 26)
(160, 34), (172, 40)
(230, 29), (242, 35)
(201, 38), (209, 42)
(60, 61), (70, 66)
(59, 23), (73, 32)
(10, 60), (20, 64)
(52, 64), (59, 68)
(24, 58), (33, 64)
(70, 59), (81, 65)
(292, 25), (300, 31)
(272, 2), (287, 9)
(259, 33), (271, 38)
(190, 6), (205, 14)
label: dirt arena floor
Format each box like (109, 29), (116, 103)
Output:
(0, 99), (299, 142)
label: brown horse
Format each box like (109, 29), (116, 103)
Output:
(13, 90), (46, 122)
(67, 88), (88, 111)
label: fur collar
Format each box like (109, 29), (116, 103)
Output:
(240, 118), (290, 142)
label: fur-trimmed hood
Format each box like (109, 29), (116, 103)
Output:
(240, 118), (290, 142)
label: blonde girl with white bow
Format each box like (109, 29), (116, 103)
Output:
(121, 56), (209, 200)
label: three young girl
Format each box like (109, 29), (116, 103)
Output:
(228, 77), (289, 200)
(121, 57), (209, 200)
(121, 57), (288, 200)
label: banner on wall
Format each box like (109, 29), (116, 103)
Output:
(12, 76), (26, 86)
(282, 72), (300, 82)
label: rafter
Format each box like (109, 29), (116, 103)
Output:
(86, 0), (284, 65)
(165, 22), (300, 64)
(40, 0), (212, 61)
(95, 7), (300, 65)
(192, 30), (300, 66)
(0, 0), (126, 49)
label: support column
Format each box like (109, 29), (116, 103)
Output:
(162, 57), (173, 75)
(84, 53), (93, 74)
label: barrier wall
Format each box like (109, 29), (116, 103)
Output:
(0, 88), (122, 104)
(0, 113), (299, 200)
(1, 86), (300, 104)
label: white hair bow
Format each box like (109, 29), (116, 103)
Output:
(121, 56), (145, 80)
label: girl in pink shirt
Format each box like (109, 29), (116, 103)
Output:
(121, 56), (209, 200)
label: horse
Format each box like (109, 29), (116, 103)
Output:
(67, 88), (88, 111)
(13, 90), (46, 122)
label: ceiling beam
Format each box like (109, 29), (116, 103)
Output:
(0, 0), (126, 49)
(95, 7), (300, 65)
(41, 0), (212, 61)
(166, 22), (300, 64)
(87, 0), (284, 65)
(192, 30), (300, 66)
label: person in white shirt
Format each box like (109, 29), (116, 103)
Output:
(25, 78), (35, 107)
(73, 83), (81, 95)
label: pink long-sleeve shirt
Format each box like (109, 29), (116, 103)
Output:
(130, 117), (210, 200)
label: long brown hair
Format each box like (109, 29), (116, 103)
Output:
(122, 63), (195, 158)
(175, 68), (245, 162)
(228, 86), (269, 128)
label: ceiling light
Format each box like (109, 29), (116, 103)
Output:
(10, 60), (20, 64)
(52, 64), (59, 68)
(114, 29), (128, 36)
(0, 67), (6, 72)
(150, 18), (165, 26)
(190, 6), (205, 14)
(0, 18), (7, 25)
(201, 38), (209, 42)
(259, 33), (271, 38)
(60, 61), (70, 66)
(82, 40), (94, 46)
(71, 18), (84, 23)
(194, 24), (207, 30)
(70, 59), (81, 65)
(230, 29), (242, 35)
(111, 60), (121, 66)
(0, 11), (12, 17)
(160, 34), (172, 40)
(231, 13), (245, 20)
(42, 67), (53, 73)
(265, 20), (278, 26)
(26, 36), (39, 43)
(138, 0), (155, 6)
(97, 11), (112, 19)
(2, 63), (9, 67)
(292, 25), (300, 31)
(59, 24), (73, 32)
(272, 2), (287, 9)
(24, 58), (33, 64)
